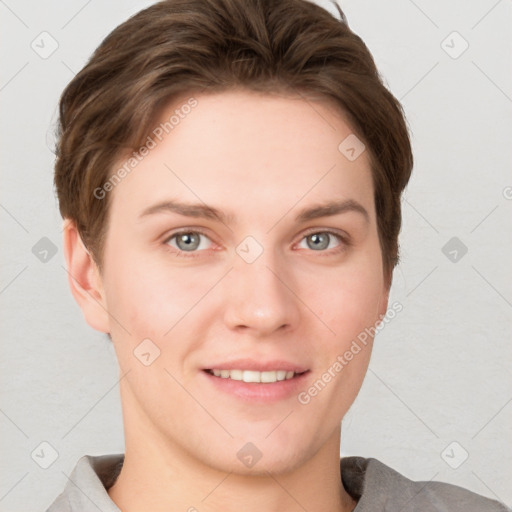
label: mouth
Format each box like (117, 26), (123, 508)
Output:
(203, 368), (309, 383)
(201, 368), (311, 403)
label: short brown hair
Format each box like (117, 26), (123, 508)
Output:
(54, 0), (413, 284)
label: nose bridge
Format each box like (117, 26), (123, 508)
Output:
(223, 235), (299, 333)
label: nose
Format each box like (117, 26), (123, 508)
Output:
(222, 245), (301, 337)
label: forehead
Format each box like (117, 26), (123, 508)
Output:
(108, 89), (375, 223)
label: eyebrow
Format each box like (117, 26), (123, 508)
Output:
(139, 200), (235, 225)
(138, 198), (369, 225)
(295, 199), (369, 223)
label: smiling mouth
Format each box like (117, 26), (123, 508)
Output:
(203, 369), (309, 383)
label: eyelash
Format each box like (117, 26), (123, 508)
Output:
(162, 228), (350, 258)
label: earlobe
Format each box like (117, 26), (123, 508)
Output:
(62, 219), (110, 333)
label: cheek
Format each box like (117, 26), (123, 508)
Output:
(103, 247), (223, 359)
(305, 262), (383, 410)
(309, 258), (385, 344)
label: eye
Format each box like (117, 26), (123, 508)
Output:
(165, 230), (213, 253)
(297, 231), (346, 252)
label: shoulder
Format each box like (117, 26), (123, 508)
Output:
(45, 454), (124, 512)
(340, 456), (510, 511)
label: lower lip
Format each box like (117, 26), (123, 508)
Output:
(201, 370), (310, 403)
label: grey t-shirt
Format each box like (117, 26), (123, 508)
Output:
(46, 453), (510, 511)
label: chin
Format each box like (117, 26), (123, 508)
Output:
(200, 433), (312, 476)
(216, 451), (304, 477)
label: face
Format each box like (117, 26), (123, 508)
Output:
(94, 89), (389, 474)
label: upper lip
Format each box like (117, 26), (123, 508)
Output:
(204, 358), (309, 373)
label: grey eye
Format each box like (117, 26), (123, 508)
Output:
(306, 232), (330, 250)
(299, 232), (342, 251)
(176, 232), (200, 251)
(167, 231), (212, 252)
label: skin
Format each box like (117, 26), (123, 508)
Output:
(64, 89), (390, 512)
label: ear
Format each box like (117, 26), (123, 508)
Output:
(62, 219), (110, 333)
(377, 282), (390, 324)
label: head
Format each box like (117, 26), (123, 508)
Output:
(55, 0), (413, 474)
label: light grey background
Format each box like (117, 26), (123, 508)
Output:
(1, 0), (511, 510)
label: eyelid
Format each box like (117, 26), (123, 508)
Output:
(299, 226), (350, 243)
(162, 227), (212, 243)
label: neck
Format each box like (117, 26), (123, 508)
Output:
(108, 382), (357, 512)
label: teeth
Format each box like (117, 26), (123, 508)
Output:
(276, 370), (287, 381)
(210, 369), (297, 383)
